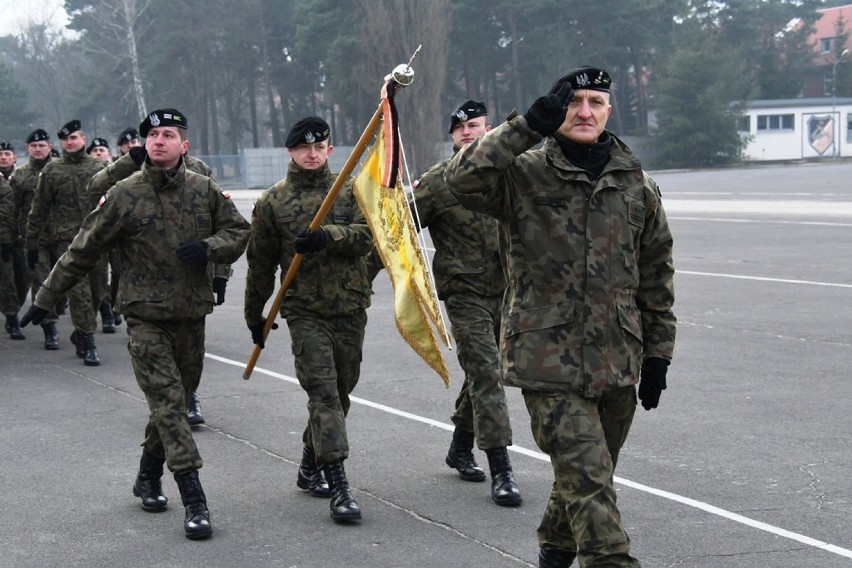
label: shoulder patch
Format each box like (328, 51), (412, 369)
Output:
(97, 193), (107, 208)
(222, 191), (231, 199)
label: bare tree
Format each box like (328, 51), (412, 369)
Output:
(357, 0), (451, 175)
(8, 23), (78, 127)
(71, 0), (151, 118)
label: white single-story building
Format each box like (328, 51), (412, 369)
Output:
(740, 97), (852, 161)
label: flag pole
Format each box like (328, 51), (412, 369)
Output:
(243, 52), (420, 380)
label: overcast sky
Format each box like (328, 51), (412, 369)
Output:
(0, 0), (69, 37)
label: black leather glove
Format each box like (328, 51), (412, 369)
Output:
(523, 81), (574, 137)
(129, 146), (147, 166)
(212, 277), (227, 305)
(0, 243), (12, 263)
(248, 321), (278, 349)
(27, 248), (40, 269)
(176, 241), (208, 264)
(294, 228), (328, 254)
(638, 357), (669, 411)
(19, 304), (49, 327)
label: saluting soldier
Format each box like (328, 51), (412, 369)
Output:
(21, 108), (251, 540)
(244, 116), (373, 523)
(444, 67), (676, 567)
(25, 120), (105, 363)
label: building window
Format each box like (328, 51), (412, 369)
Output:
(757, 114), (794, 131)
(736, 115), (750, 132)
(847, 114), (852, 143)
(821, 38), (834, 54)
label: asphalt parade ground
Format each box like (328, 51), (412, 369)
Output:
(2, 161), (852, 567)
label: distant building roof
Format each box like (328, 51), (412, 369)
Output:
(809, 4), (852, 64)
(746, 97), (852, 109)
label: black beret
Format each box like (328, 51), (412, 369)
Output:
(116, 127), (139, 146)
(57, 119), (82, 140)
(26, 129), (50, 143)
(139, 108), (188, 138)
(0, 142), (13, 151)
(86, 137), (109, 154)
(549, 66), (612, 94)
(449, 99), (488, 133)
(285, 116), (330, 148)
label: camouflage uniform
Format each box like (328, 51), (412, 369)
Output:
(244, 161), (373, 468)
(10, 154), (53, 306)
(34, 157), (250, 472)
(26, 148), (105, 334)
(88, 153), (232, 309)
(0, 177), (20, 317)
(444, 114), (676, 567)
(411, 156), (511, 450)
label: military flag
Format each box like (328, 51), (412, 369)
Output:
(353, 83), (451, 386)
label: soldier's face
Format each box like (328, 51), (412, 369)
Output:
(288, 141), (332, 170)
(89, 146), (111, 161)
(0, 150), (15, 168)
(557, 90), (612, 145)
(450, 117), (490, 148)
(118, 138), (139, 155)
(61, 132), (87, 153)
(27, 141), (52, 160)
(145, 126), (189, 169)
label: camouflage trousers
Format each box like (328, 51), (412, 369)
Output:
(0, 242), (27, 315)
(444, 292), (512, 449)
(88, 254), (111, 311)
(30, 247), (58, 323)
(47, 240), (96, 333)
(287, 311), (367, 468)
(524, 386), (640, 568)
(127, 316), (205, 473)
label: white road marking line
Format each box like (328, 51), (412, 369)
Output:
(678, 270), (852, 288)
(205, 353), (852, 559)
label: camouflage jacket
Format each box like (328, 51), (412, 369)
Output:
(0, 176), (14, 244)
(444, 115), (676, 398)
(88, 152), (232, 281)
(35, 158), (250, 321)
(244, 161), (373, 323)
(26, 148), (105, 246)
(10, 156), (51, 242)
(412, 152), (506, 300)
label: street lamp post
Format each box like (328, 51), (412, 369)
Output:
(831, 48), (849, 157)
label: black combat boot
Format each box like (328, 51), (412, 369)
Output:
(79, 331), (100, 366)
(445, 427), (486, 482)
(42, 322), (58, 350)
(132, 449), (168, 512)
(323, 461), (361, 522)
(70, 330), (84, 358)
(296, 446), (330, 497)
(485, 447), (522, 506)
(187, 392), (205, 426)
(174, 469), (212, 539)
(6, 315), (25, 340)
(539, 545), (576, 568)
(99, 301), (115, 333)
(113, 310), (123, 326)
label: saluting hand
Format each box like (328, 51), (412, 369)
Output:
(523, 81), (574, 138)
